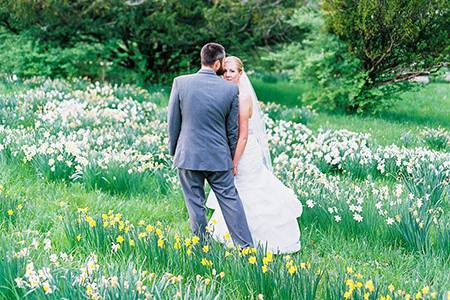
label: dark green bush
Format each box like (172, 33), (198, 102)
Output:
(0, 0), (302, 82)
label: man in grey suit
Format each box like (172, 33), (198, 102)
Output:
(167, 43), (253, 248)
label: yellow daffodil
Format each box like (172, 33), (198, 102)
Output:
(157, 239), (164, 248)
(287, 265), (297, 275)
(7, 209), (13, 216)
(192, 236), (200, 245)
(344, 291), (352, 299)
(202, 245), (209, 253)
(365, 280), (375, 292)
(248, 256), (257, 264)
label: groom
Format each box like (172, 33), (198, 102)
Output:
(167, 42), (253, 248)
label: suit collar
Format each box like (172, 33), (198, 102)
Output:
(197, 68), (217, 76)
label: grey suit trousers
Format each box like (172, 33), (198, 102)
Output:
(178, 168), (253, 248)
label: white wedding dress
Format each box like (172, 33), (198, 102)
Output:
(206, 73), (303, 254)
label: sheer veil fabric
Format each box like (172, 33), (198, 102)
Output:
(240, 71), (273, 173)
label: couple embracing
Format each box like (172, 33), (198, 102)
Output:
(168, 43), (302, 254)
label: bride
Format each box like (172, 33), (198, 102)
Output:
(206, 56), (303, 254)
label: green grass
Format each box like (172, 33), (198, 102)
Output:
(1, 159), (449, 295)
(254, 79), (450, 146)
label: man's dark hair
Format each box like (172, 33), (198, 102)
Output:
(200, 43), (225, 66)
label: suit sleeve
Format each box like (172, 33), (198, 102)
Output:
(167, 78), (181, 156)
(226, 85), (239, 158)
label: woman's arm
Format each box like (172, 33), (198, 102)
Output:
(232, 93), (252, 176)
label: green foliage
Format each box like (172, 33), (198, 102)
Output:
(264, 2), (449, 113)
(0, 0), (301, 82)
(322, 0), (449, 88)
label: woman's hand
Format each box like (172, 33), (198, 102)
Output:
(233, 162), (238, 176)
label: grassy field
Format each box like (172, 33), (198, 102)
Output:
(0, 76), (449, 299)
(253, 79), (450, 146)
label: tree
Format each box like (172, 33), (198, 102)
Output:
(0, 0), (303, 82)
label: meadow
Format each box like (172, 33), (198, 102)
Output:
(0, 74), (449, 299)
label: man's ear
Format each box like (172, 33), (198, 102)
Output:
(213, 60), (221, 71)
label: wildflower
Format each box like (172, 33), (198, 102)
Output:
(365, 280), (375, 292)
(42, 281), (52, 294)
(219, 271), (225, 278)
(129, 239), (135, 247)
(344, 291), (352, 299)
(224, 232), (231, 240)
(248, 256), (257, 264)
(287, 265), (297, 275)
(146, 225), (154, 232)
(44, 239), (51, 251)
(17, 204), (23, 210)
(346, 267), (353, 274)
(388, 284), (395, 292)
(211, 218), (217, 225)
(112, 243), (121, 252)
(192, 236), (200, 245)
(262, 265), (268, 273)
(201, 258), (213, 267)
(14, 277), (25, 288)
(157, 239), (164, 248)
(116, 235), (124, 244)
(224, 251), (232, 257)
(421, 286), (429, 295)
(202, 245), (209, 253)
(76, 234), (81, 241)
(7, 209), (13, 216)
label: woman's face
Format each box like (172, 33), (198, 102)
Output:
(223, 61), (241, 83)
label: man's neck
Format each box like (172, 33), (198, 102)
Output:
(201, 65), (214, 71)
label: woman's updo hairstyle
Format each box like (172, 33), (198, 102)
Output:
(224, 56), (244, 72)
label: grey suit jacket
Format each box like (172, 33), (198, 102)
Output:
(167, 68), (239, 171)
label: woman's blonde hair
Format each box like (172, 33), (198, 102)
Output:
(224, 56), (244, 72)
